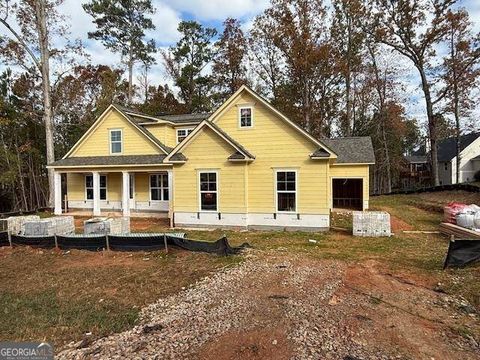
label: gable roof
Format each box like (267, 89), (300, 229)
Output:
(164, 119), (255, 163)
(412, 132), (480, 162)
(322, 137), (375, 164)
(208, 85), (337, 159)
(405, 155), (428, 164)
(63, 105), (169, 159)
(437, 132), (480, 162)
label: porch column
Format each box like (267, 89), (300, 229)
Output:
(122, 171), (130, 216)
(92, 171), (101, 216)
(167, 170), (173, 227)
(54, 172), (62, 215)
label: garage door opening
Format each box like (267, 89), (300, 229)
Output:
(332, 178), (363, 210)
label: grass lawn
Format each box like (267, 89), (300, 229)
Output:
(0, 247), (240, 349)
(0, 190), (478, 348)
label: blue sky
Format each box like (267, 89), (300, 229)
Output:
(1, 0), (479, 130)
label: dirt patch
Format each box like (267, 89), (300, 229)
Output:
(197, 328), (292, 360)
(390, 214), (414, 232)
(341, 260), (479, 359)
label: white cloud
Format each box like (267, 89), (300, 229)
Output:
(162, 0), (270, 21)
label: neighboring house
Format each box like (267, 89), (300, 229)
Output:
(400, 155), (431, 190)
(402, 132), (480, 188)
(48, 86), (375, 231)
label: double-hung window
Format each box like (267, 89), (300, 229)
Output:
(239, 107), (252, 128)
(110, 129), (123, 154)
(276, 171), (296, 212)
(85, 175), (107, 200)
(150, 174), (169, 201)
(199, 172), (217, 211)
(177, 128), (194, 144)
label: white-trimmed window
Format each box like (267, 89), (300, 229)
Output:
(199, 172), (217, 211)
(85, 175), (107, 200)
(109, 129), (123, 154)
(150, 174), (169, 201)
(276, 171), (296, 212)
(239, 106), (253, 128)
(176, 128), (194, 144)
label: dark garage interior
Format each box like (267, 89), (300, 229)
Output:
(332, 178), (363, 210)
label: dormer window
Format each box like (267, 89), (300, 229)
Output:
(109, 129), (123, 154)
(177, 128), (194, 144)
(239, 106), (253, 128)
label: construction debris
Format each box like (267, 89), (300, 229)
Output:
(352, 211), (391, 237)
(22, 216), (75, 236)
(84, 217), (130, 235)
(439, 222), (480, 240)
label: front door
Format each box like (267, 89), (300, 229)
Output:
(129, 173), (135, 209)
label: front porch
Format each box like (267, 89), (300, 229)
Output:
(53, 169), (173, 219)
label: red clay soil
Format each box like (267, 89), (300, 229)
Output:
(389, 215), (414, 232)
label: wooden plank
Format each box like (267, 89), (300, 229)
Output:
(439, 223), (480, 240)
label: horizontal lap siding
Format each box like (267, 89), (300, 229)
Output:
(329, 165), (370, 203)
(72, 110), (160, 156)
(67, 173), (85, 201)
(67, 173), (122, 201)
(143, 124), (177, 148)
(173, 128), (246, 213)
(215, 93), (329, 215)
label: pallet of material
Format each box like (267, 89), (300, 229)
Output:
(22, 216), (75, 236)
(439, 222), (480, 240)
(3, 215), (41, 235)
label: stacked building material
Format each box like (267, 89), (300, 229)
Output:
(353, 211), (391, 237)
(84, 217), (130, 235)
(22, 216), (75, 236)
(439, 222), (480, 240)
(4, 215), (40, 235)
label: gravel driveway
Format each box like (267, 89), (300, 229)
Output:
(58, 250), (479, 360)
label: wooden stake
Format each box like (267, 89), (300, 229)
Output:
(106, 234), (110, 251)
(7, 230), (12, 248)
(163, 234), (168, 254)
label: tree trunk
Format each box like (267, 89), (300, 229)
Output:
(418, 67), (440, 186)
(35, 0), (55, 207)
(128, 57), (133, 104)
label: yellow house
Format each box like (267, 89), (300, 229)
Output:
(48, 86), (375, 231)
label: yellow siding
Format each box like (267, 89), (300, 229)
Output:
(213, 93), (330, 214)
(135, 173), (150, 201)
(107, 173), (122, 201)
(328, 164), (370, 205)
(71, 109), (160, 156)
(67, 172), (122, 201)
(173, 127), (246, 213)
(143, 123), (177, 148)
(66, 173), (85, 201)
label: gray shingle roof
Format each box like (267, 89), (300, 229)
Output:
(405, 155), (428, 163)
(310, 148), (330, 158)
(437, 132), (480, 162)
(322, 137), (375, 164)
(49, 155), (167, 167)
(158, 113), (211, 123)
(169, 153), (187, 162)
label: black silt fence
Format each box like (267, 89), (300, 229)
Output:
(444, 240), (480, 268)
(0, 231), (9, 247)
(2, 233), (248, 256)
(11, 235), (56, 248)
(56, 235), (107, 252)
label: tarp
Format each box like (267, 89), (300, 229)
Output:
(444, 240), (480, 268)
